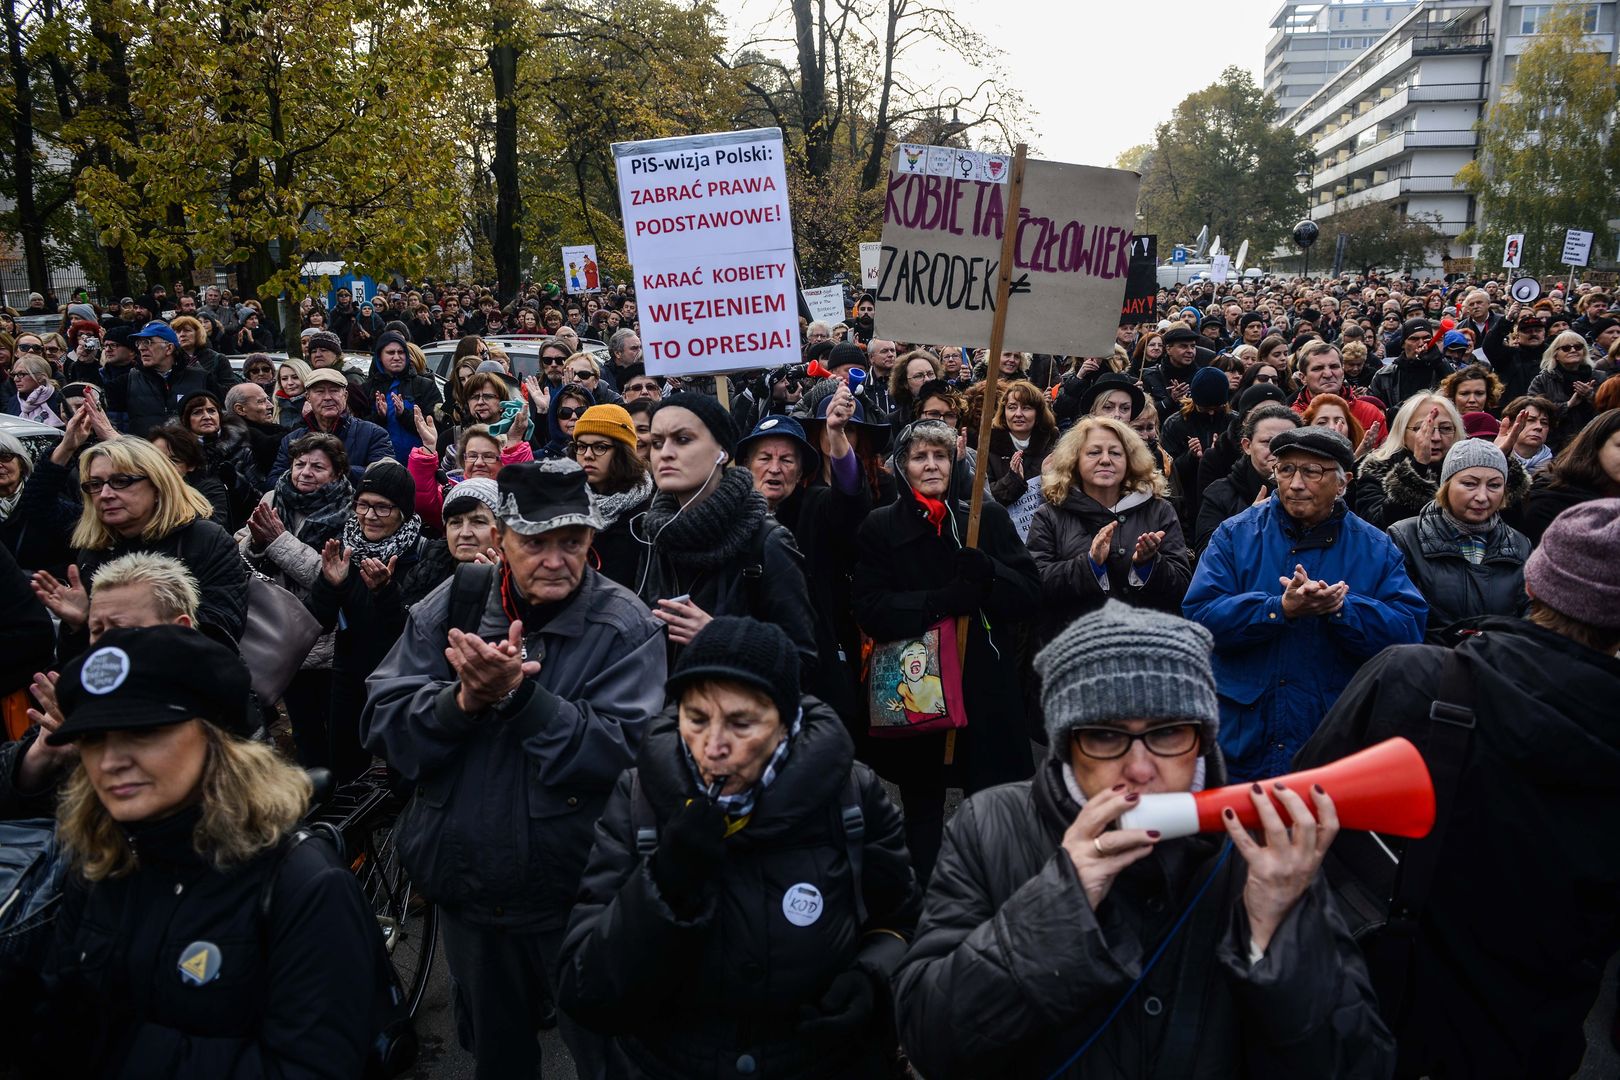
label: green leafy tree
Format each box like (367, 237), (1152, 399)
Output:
(1317, 203), (1449, 274)
(1136, 67), (1313, 256)
(1457, 4), (1620, 273)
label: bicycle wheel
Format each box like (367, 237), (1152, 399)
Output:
(358, 819), (438, 1017)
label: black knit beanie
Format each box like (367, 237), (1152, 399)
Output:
(356, 458), (416, 514)
(653, 392), (737, 458)
(667, 616), (799, 723)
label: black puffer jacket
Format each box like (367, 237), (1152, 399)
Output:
(1296, 619), (1620, 1079)
(1387, 504), (1529, 637)
(105, 357), (220, 437)
(558, 699), (921, 1079)
(1525, 362), (1597, 451)
(1194, 456), (1266, 553)
(17, 807), (377, 1078)
(894, 758), (1395, 1080)
(1368, 353), (1451, 415)
(636, 467), (818, 679)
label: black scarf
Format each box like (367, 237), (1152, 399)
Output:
(641, 467), (766, 573)
(271, 473), (354, 549)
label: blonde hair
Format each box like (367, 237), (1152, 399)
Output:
(57, 721), (311, 881)
(1369, 393), (1463, 463)
(565, 350), (600, 376)
(404, 340), (429, 374)
(1042, 415), (1166, 504)
(90, 552), (200, 620)
(1541, 330), (1589, 373)
(71, 438), (214, 549)
(278, 357), (312, 389)
(12, 355), (54, 387)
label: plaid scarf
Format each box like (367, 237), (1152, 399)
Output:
(682, 707), (804, 822)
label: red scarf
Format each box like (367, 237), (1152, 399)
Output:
(910, 490), (948, 535)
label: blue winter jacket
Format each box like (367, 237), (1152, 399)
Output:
(1183, 499), (1425, 782)
(269, 414), (395, 486)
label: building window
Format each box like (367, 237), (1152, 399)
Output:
(1518, 4), (1599, 34)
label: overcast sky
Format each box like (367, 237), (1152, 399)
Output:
(722, 0), (1281, 168)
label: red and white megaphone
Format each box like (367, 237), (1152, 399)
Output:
(1119, 737), (1435, 840)
(806, 359), (837, 380)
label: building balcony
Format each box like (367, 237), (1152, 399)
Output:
(1309, 174), (1471, 220)
(1311, 129), (1476, 187)
(1410, 28), (1492, 55)
(1407, 80), (1486, 102)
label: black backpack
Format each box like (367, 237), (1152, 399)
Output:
(260, 829), (417, 1079)
(1322, 645), (1477, 1028)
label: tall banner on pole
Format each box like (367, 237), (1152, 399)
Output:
(873, 150), (1140, 357)
(612, 127), (798, 376)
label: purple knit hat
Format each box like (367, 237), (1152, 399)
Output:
(1525, 498), (1620, 629)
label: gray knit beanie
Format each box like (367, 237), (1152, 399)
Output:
(1034, 601), (1220, 754)
(1440, 438), (1508, 486)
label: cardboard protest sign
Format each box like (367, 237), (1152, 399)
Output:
(1502, 234), (1524, 269)
(860, 242), (882, 291)
(1210, 254), (1231, 285)
(874, 151), (1140, 356)
(612, 128), (798, 375)
(802, 285), (846, 325)
(562, 245), (600, 293)
(1119, 235), (1157, 326)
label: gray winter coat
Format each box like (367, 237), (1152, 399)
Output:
(362, 566), (666, 929)
(894, 759), (1395, 1079)
(1387, 504), (1530, 637)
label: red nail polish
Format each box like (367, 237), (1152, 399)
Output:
(1274, 781), (1287, 791)
(1112, 783), (1127, 792)
(1124, 793), (1139, 802)
(1313, 783), (1325, 795)
(1223, 808), (1236, 820)
(1146, 830), (1161, 838)
(1251, 783), (1263, 794)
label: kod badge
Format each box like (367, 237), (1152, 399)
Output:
(178, 940), (222, 986)
(782, 883), (823, 927)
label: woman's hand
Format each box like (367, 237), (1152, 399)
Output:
(1060, 785), (1160, 910)
(31, 567), (89, 630)
(653, 596), (714, 646)
(524, 376), (549, 415)
(1355, 420), (1382, 457)
(1131, 529), (1165, 566)
(1222, 782), (1340, 955)
(1410, 406), (1441, 464)
(1494, 410), (1526, 455)
(359, 555), (397, 591)
(51, 406), (94, 465)
(504, 399), (530, 448)
(1088, 520), (1118, 566)
(247, 502), (285, 546)
(82, 391), (118, 444)
(413, 406), (437, 456)
(320, 539), (351, 587)
(1007, 449), (1024, 478)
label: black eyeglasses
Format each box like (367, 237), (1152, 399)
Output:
(0, 451), (20, 464)
(555, 405), (588, 421)
(1070, 723), (1200, 760)
(543, 356), (567, 367)
(81, 473), (148, 494)
(569, 439), (615, 459)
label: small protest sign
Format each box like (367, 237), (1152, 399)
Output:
(1562, 229), (1593, 268)
(1502, 233), (1524, 270)
(802, 285), (846, 325)
(1210, 254), (1231, 285)
(1119, 234), (1157, 326)
(611, 128), (798, 376)
(561, 245), (600, 293)
(874, 152), (1140, 356)
(860, 242), (882, 290)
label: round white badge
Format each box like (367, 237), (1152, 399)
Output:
(782, 882), (824, 927)
(80, 647), (131, 695)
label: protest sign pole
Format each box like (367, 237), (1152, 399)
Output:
(946, 142), (1026, 764)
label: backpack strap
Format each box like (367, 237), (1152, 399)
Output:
(259, 828), (318, 924)
(630, 770), (659, 859)
(448, 562), (496, 636)
(1374, 645), (1477, 1016)
(840, 774), (868, 927)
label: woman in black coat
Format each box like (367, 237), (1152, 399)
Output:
(559, 618), (920, 1080)
(1506, 408), (1620, 544)
(1525, 331), (1598, 451)
(894, 603), (1394, 1080)
(852, 420), (1041, 883)
(636, 394), (817, 678)
(569, 404), (653, 589)
(3, 626), (378, 1078)
(981, 379), (1058, 512)
(1388, 441), (1530, 639)
(0, 428), (78, 577)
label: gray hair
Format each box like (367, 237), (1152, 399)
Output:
(223, 381), (264, 414)
(0, 430), (32, 479)
(608, 327), (639, 360)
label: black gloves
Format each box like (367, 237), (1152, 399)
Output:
(797, 969), (876, 1038)
(955, 546), (994, 586)
(650, 797), (728, 912)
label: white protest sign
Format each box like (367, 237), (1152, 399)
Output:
(612, 128), (798, 376)
(860, 242), (882, 290)
(802, 285), (846, 325)
(1562, 229), (1593, 267)
(1502, 233), (1524, 270)
(875, 152), (1140, 356)
(1210, 254), (1231, 284)
(351, 279), (366, 304)
(561, 245), (600, 293)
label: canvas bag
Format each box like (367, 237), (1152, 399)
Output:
(866, 618), (968, 738)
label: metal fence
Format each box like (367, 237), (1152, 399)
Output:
(0, 258), (93, 311)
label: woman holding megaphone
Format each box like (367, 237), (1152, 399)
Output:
(894, 602), (1395, 1080)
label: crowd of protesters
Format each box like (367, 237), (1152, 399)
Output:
(0, 264), (1616, 1080)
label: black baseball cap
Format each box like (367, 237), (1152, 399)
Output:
(50, 626), (254, 744)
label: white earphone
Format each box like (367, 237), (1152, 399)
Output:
(715, 451), (728, 465)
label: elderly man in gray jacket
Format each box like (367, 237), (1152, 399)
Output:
(363, 458), (665, 1080)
